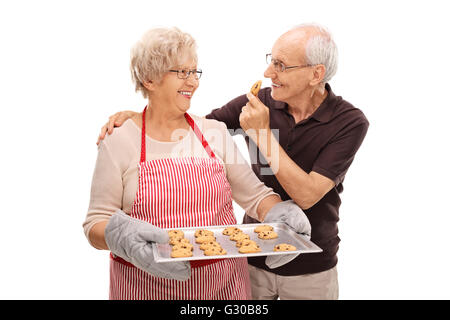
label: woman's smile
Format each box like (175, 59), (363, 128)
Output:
(178, 90), (193, 99)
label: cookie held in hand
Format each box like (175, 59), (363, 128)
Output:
(250, 80), (262, 96)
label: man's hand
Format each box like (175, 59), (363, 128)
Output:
(96, 110), (138, 145)
(239, 93), (270, 143)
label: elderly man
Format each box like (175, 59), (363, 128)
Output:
(98, 23), (369, 300)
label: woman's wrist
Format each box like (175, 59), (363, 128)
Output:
(89, 220), (109, 250)
(256, 194), (282, 221)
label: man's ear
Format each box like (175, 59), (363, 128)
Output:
(310, 64), (326, 86)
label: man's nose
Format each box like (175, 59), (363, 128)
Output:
(264, 64), (276, 79)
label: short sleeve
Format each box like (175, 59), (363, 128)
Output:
(312, 121), (369, 186)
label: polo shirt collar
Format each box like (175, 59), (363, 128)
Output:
(271, 98), (286, 110)
(273, 83), (338, 123)
(310, 83), (338, 123)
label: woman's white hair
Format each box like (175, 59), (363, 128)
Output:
(130, 27), (197, 98)
(292, 23), (338, 84)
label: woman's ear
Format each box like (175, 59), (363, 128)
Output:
(143, 80), (155, 92)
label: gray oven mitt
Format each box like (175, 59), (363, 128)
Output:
(104, 209), (191, 281)
(263, 200), (312, 269)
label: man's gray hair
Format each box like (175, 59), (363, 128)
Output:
(293, 23), (338, 84)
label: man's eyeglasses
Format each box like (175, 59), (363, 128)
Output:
(266, 54), (312, 72)
(169, 68), (202, 80)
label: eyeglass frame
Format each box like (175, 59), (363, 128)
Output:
(265, 53), (313, 72)
(168, 68), (203, 80)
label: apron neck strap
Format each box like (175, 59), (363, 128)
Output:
(184, 113), (216, 159)
(141, 106), (147, 163)
(140, 106), (216, 163)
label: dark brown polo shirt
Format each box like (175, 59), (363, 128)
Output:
(206, 83), (369, 276)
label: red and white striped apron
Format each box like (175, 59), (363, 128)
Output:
(109, 107), (252, 300)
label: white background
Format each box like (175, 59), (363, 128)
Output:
(0, 0), (449, 299)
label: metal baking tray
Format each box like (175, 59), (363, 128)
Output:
(153, 223), (322, 263)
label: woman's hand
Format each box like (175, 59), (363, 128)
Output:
(104, 209), (191, 281)
(96, 110), (137, 145)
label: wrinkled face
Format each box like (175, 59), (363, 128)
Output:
(151, 52), (199, 114)
(264, 31), (314, 105)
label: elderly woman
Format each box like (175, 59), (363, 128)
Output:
(83, 27), (309, 300)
